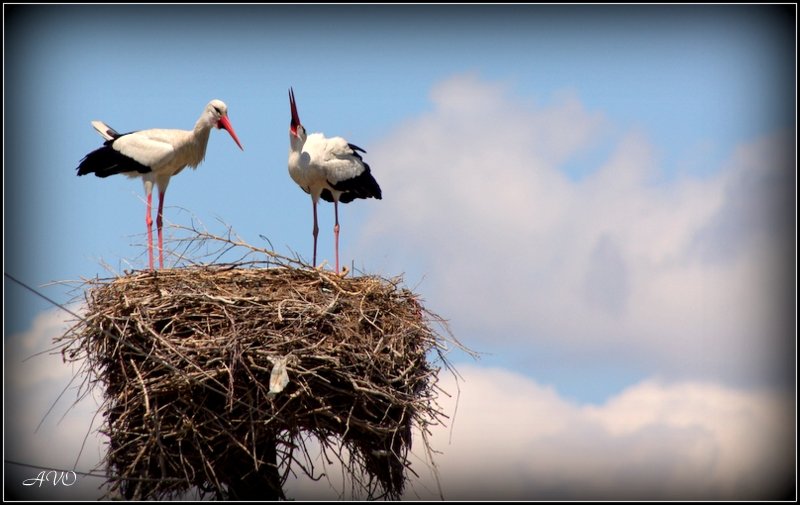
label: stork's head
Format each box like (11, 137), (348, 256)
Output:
(207, 99), (243, 151)
(289, 87), (306, 142)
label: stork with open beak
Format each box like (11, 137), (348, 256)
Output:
(287, 88), (382, 274)
(77, 99), (244, 270)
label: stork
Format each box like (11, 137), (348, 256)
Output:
(77, 99), (244, 270)
(287, 88), (382, 274)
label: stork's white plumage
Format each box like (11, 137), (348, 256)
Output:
(77, 99), (243, 270)
(287, 88), (382, 273)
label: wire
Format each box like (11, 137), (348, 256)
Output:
(4, 272), (84, 322)
(5, 459), (185, 483)
(5, 459), (107, 480)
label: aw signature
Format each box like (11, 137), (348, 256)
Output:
(22, 470), (78, 487)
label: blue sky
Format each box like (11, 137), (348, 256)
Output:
(4, 4), (795, 500)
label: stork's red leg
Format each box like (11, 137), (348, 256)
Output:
(312, 198), (319, 267)
(334, 200), (340, 274)
(156, 191), (165, 269)
(146, 191), (154, 271)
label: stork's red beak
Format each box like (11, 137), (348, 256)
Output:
(218, 116), (244, 151)
(289, 87), (301, 135)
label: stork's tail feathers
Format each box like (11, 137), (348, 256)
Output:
(91, 120), (120, 141)
(77, 129), (151, 178)
(78, 120), (151, 178)
(323, 164), (382, 204)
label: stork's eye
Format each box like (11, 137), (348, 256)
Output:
(213, 106), (222, 115)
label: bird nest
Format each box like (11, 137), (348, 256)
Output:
(56, 224), (469, 500)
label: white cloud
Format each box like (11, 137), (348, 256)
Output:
(404, 365), (794, 500)
(5, 306), (107, 500)
(357, 73), (794, 388)
(286, 366), (794, 500)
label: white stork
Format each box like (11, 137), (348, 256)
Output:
(287, 88), (382, 274)
(77, 99), (244, 270)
